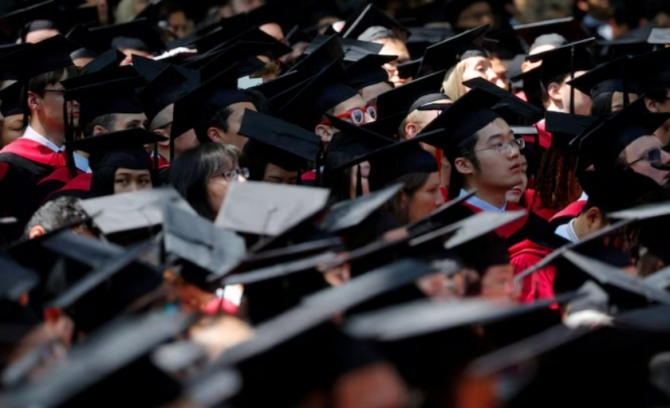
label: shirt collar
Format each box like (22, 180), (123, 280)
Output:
(554, 219), (579, 243)
(73, 152), (91, 173)
(459, 189), (507, 213)
(22, 126), (64, 153)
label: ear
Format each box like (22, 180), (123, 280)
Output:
(207, 126), (224, 143)
(27, 91), (40, 110)
(29, 225), (46, 239)
(584, 207), (603, 231)
(547, 82), (563, 105)
(454, 156), (474, 177)
(314, 124), (334, 144)
(399, 189), (410, 211)
(645, 96), (660, 113)
(92, 124), (108, 136)
(404, 122), (419, 139)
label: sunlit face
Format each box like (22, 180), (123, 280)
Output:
(206, 162), (246, 217)
(113, 168), (152, 194)
(505, 155), (528, 204)
(378, 39), (411, 87)
(462, 56), (506, 91)
(25, 29), (59, 44)
(0, 114), (24, 147)
(623, 135), (670, 186)
(610, 92), (638, 112)
(407, 172), (444, 223)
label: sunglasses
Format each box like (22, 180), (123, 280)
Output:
(321, 104), (377, 126)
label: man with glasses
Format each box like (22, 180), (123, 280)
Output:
(0, 36), (80, 238)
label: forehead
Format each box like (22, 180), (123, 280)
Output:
(332, 94), (367, 115)
(625, 135), (662, 153)
(475, 117), (512, 142)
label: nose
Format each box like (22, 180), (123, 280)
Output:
(661, 149), (670, 164)
(364, 110), (375, 124)
(236, 174), (247, 183)
(486, 68), (500, 84)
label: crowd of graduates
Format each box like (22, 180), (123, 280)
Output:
(4, 0), (670, 407)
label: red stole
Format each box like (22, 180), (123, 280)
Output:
(462, 201), (530, 239)
(1, 138), (66, 168)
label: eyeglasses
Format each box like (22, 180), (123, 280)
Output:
(220, 167), (249, 181)
(471, 137), (525, 155)
(628, 147), (663, 167)
(321, 104), (377, 126)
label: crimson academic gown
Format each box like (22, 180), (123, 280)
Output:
(0, 139), (66, 237)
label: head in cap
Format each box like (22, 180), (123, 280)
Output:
(444, 0), (494, 31)
(631, 48), (670, 139)
(0, 81), (25, 148)
(67, 129), (164, 197)
(345, 54), (395, 105)
(170, 143), (245, 221)
(525, 38), (595, 116)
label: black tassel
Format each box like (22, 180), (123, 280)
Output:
(355, 163), (363, 197)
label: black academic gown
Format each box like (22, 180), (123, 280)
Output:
(0, 138), (66, 239)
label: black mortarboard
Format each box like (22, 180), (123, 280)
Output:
(575, 98), (670, 171)
(526, 38), (596, 86)
(67, 128), (165, 158)
(596, 37), (656, 61)
(238, 109), (321, 163)
(1, 313), (194, 408)
(406, 189), (475, 236)
(215, 181), (331, 237)
(0, 1), (99, 43)
(319, 183), (403, 233)
(278, 61), (359, 129)
(163, 204), (246, 291)
(0, 254), (39, 302)
(0, 81), (23, 117)
(404, 26), (454, 60)
(461, 77), (544, 125)
(250, 71), (303, 101)
(443, 0), (490, 27)
(416, 87), (502, 163)
(376, 69), (446, 118)
(544, 111), (597, 149)
(223, 251), (337, 286)
(87, 18), (166, 55)
(325, 114), (396, 164)
(79, 187), (193, 237)
(63, 73), (145, 129)
(345, 53), (395, 90)
(397, 58), (421, 80)
(628, 47), (670, 92)
(513, 17), (589, 50)
(566, 56), (640, 99)
(137, 65), (200, 126)
(418, 24), (489, 76)
(340, 3), (410, 41)
(81, 48), (125, 75)
(339, 37), (384, 62)
(0, 34), (77, 81)
(345, 295), (571, 341)
(288, 34), (344, 77)
(130, 54), (170, 82)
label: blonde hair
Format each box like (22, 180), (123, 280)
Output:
(441, 59), (468, 101)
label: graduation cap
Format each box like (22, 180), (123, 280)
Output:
(0, 34), (77, 81)
(137, 65), (200, 127)
(628, 46), (670, 92)
(397, 58), (421, 80)
(462, 77), (544, 125)
(526, 38), (596, 87)
(250, 70), (303, 101)
(418, 24), (489, 76)
(288, 34), (344, 76)
(575, 98), (670, 172)
(0, 0), (99, 43)
(223, 251), (337, 286)
(163, 204), (246, 291)
(1, 313), (195, 408)
(513, 17), (589, 51)
(345, 53), (396, 91)
(376, 69), (447, 118)
(319, 183), (403, 233)
(340, 3), (410, 41)
(215, 181), (330, 237)
(338, 37), (385, 62)
(544, 111), (597, 149)
(566, 55), (640, 100)
(80, 48), (125, 75)
(79, 187), (193, 237)
(0, 81), (23, 117)
(238, 109), (321, 174)
(87, 18), (166, 55)
(278, 60), (359, 129)
(345, 295), (573, 341)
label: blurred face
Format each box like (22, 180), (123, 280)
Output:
(378, 39), (411, 87)
(30, 80), (77, 137)
(206, 161), (246, 217)
(230, 0), (264, 14)
(610, 92), (638, 112)
(113, 168), (152, 194)
(167, 11), (193, 39)
(222, 102), (256, 149)
(623, 135), (670, 186)
(113, 113), (147, 130)
(359, 82), (393, 106)
(460, 118), (524, 192)
(407, 172), (444, 223)
(263, 163), (298, 185)
(480, 263), (516, 299)
(505, 156), (528, 204)
(404, 99), (452, 140)
(1, 114), (25, 147)
(349, 161), (370, 198)
(84, 0), (109, 25)
(259, 23), (285, 43)
(462, 56), (506, 91)
(456, 1), (493, 29)
(25, 29), (59, 44)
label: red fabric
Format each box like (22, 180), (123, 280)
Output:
(37, 166), (80, 186)
(43, 173), (92, 202)
(509, 239), (556, 303)
(0, 138), (66, 168)
(550, 199), (587, 224)
(0, 162), (7, 181)
(522, 188), (560, 221)
(462, 201), (530, 239)
(202, 297), (238, 315)
(301, 169), (317, 182)
(532, 119), (553, 150)
(152, 155), (170, 170)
